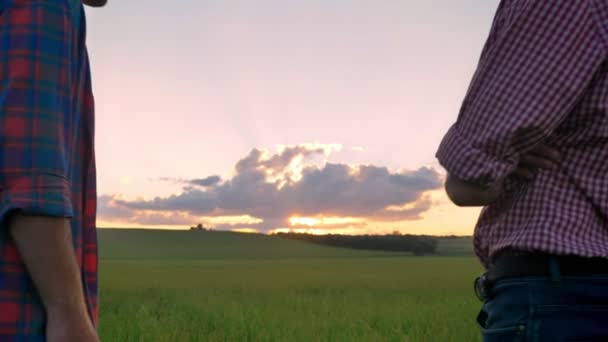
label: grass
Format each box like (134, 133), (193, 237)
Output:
(97, 229), (483, 341)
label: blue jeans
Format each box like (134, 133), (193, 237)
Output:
(476, 269), (608, 341)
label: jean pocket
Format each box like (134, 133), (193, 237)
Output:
(533, 304), (608, 341)
(477, 306), (527, 342)
(482, 324), (526, 342)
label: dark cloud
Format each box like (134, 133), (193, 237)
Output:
(159, 176), (222, 187)
(100, 145), (443, 232)
(189, 176), (222, 187)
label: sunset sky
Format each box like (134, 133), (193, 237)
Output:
(85, 0), (500, 235)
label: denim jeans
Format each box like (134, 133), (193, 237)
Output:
(475, 264), (608, 341)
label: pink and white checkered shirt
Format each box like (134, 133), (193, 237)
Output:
(435, 0), (608, 269)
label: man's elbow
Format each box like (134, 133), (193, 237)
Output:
(445, 185), (468, 207)
(443, 174), (488, 207)
(443, 174), (463, 206)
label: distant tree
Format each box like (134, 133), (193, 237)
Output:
(275, 232), (438, 255)
(190, 223), (208, 231)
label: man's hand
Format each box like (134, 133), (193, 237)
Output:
(47, 306), (99, 342)
(512, 143), (562, 181)
(446, 143), (562, 206)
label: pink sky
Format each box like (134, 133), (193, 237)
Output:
(85, 1), (500, 235)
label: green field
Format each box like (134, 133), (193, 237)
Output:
(98, 229), (483, 342)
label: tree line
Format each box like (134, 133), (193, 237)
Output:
(274, 232), (438, 255)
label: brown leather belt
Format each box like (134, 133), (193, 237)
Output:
(474, 250), (608, 301)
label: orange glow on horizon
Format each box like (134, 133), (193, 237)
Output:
(288, 216), (365, 227)
(270, 228), (334, 235)
(202, 215), (263, 226)
(97, 190), (481, 236)
(231, 228), (260, 234)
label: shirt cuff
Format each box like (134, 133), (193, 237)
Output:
(435, 124), (519, 189)
(0, 172), (74, 226)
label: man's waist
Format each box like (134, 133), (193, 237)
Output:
(488, 249), (608, 282)
(474, 249), (608, 301)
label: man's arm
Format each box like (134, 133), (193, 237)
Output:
(445, 143), (562, 207)
(435, 1), (606, 190)
(8, 215), (99, 342)
(0, 2), (98, 341)
(9, 215), (89, 317)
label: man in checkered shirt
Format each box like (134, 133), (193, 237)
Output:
(0, 0), (105, 340)
(436, 1), (608, 340)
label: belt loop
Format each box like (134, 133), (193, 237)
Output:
(474, 273), (491, 302)
(548, 256), (562, 287)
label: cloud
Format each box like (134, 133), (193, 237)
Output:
(189, 176), (222, 187)
(99, 144), (443, 232)
(98, 195), (200, 225)
(158, 176), (222, 187)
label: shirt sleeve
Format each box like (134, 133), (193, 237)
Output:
(0, 2), (74, 223)
(435, 0), (607, 189)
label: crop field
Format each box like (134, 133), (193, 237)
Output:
(97, 229), (482, 341)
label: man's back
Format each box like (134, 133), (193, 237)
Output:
(0, 0), (97, 338)
(436, 1), (608, 340)
(436, 0), (608, 268)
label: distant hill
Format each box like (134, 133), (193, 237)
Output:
(98, 229), (415, 261)
(98, 229), (475, 260)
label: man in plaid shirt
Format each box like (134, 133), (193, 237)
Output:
(0, 0), (105, 340)
(437, 0), (608, 340)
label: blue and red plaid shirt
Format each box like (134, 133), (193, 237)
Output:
(0, 0), (97, 338)
(436, 0), (608, 268)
